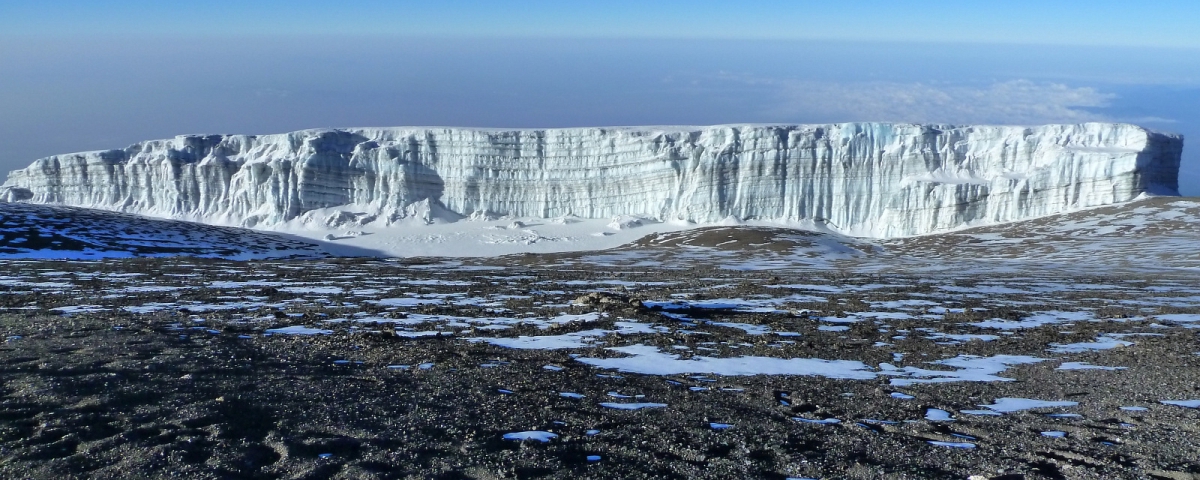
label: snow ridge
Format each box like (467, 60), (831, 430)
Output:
(0, 123), (1182, 238)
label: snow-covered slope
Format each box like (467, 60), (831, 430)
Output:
(0, 123), (1181, 238)
(884, 196), (1200, 270)
(0, 202), (332, 259)
(539, 196), (1200, 273)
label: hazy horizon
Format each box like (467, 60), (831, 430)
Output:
(2, 2), (1198, 194)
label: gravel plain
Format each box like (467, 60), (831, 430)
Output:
(1, 249), (1199, 479)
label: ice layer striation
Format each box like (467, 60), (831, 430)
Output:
(0, 123), (1182, 237)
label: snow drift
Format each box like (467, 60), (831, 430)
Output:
(0, 123), (1182, 237)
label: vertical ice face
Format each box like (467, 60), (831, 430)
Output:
(0, 123), (1182, 237)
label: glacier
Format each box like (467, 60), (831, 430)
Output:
(0, 123), (1182, 238)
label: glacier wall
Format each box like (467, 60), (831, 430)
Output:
(0, 123), (1182, 237)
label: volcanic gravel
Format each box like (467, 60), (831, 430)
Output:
(1, 257), (1199, 479)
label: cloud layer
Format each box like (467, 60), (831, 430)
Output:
(730, 77), (1117, 125)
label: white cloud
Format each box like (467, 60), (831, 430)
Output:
(1122, 116), (1178, 124)
(726, 76), (1117, 125)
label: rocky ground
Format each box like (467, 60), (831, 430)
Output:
(1, 255), (1199, 479)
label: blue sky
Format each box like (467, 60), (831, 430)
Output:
(1, 1), (1198, 193)
(5, 1), (1200, 48)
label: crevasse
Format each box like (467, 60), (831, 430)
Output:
(0, 122), (1182, 238)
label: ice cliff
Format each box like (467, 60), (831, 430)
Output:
(0, 123), (1182, 237)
